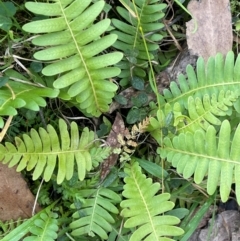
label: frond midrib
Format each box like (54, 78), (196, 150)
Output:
(132, 167), (158, 240)
(59, 1), (99, 110)
(163, 145), (240, 166)
(166, 81), (240, 105)
(2, 149), (89, 156)
(88, 188), (100, 234)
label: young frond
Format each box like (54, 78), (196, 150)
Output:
(90, 146), (112, 168)
(70, 187), (121, 240)
(23, 0), (123, 116)
(160, 120), (240, 203)
(0, 118), (105, 184)
(121, 161), (184, 241)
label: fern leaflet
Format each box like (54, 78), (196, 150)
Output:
(0, 80), (59, 127)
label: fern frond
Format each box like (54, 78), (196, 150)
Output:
(147, 52), (240, 138)
(112, 0), (166, 82)
(90, 146), (112, 168)
(70, 187), (121, 240)
(1, 204), (57, 241)
(23, 0), (123, 116)
(160, 119), (240, 203)
(0, 118), (108, 184)
(121, 161), (184, 241)
(23, 212), (58, 241)
(162, 51), (240, 110)
(0, 80), (59, 127)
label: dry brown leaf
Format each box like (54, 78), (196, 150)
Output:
(100, 113), (129, 180)
(186, 0), (232, 61)
(0, 163), (41, 221)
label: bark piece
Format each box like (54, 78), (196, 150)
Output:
(0, 163), (41, 221)
(186, 0), (232, 61)
(189, 210), (240, 241)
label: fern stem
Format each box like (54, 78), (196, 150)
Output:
(131, 0), (161, 110)
(32, 178), (44, 216)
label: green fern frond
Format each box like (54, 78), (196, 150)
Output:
(112, 0), (166, 82)
(163, 52), (240, 108)
(1, 204), (57, 241)
(23, 212), (58, 241)
(0, 118), (108, 184)
(147, 52), (240, 138)
(90, 146), (112, 168)
(121, 161), (184, 241)
(159, 119), (240, 203)
(0, 80), (59, 127)
(70, 187), (121, 240)
(23, 0), (123, 116)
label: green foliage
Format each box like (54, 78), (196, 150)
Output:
(147, 52), (240, 204)
(121, 161), (184, 241)
(0, 80), (59, 128)
(70, 188), (121, 240)
(23, 212), (58, 241)
(160, 120), (240, 203)
(22, 0), (123, 116)
(1, 204), (58, 241)
(0, 118), (110, 184)
(148, 52), (240, 141)
(0, 1), (17, 32)
(112, 0), (167, 84)
(2, 0), (240, 240)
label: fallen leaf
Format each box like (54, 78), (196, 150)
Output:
(186, 0), (232, 61)
(0, 163), (41, 221)
(100, 113), (129, 180)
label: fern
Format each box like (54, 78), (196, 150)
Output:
(22, 0), (123, 116)
(121, 161), (184, 241)
(0, 118), (109, 184)
(70, 187), (121, 240)
(163, 52), (240, 125)
(23, 212), (58, 241)
(1, 204), (57, 241)
(148, 52), (240, 143)
(90, 146), (112, 168)
(0, 80), (59, 128)
(160, 119), (240, 203)
(112, 0), (166, 83)
(147, 52), (240, 204)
